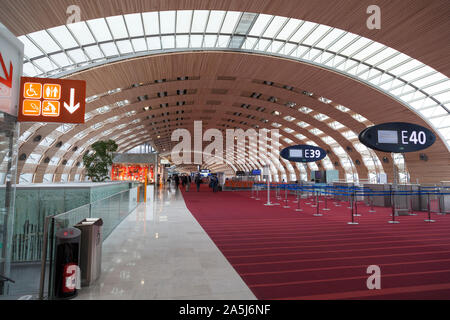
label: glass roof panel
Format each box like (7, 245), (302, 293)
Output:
(67, 48), (88, 63)
(66, 22), (95, 45)
(22, 62), (39, 76)
(276, 18), (302, 40)
(389, 59), (423, 76)
(340, 37), (371, 56)
(176, 35), (189, 48)
(100, 42), (119, 56)
(423, 80), (450, 95)
(49, 52), (72, 67)
(161, 36), (175, 49)
(377, 52), (409, 70)
(255, 38), (270, 51)
(315, 28), (345, 49)
(235, 12), (257, 34)
(303, 24), (331, 46)
(221, 11), (241, 33)
(206, 11), (226, 33)
(267, 40), (283, 53)
(87, 18), (113, 42)
(290, 21), (317, 42)
(33, 57), (55, 72)
(203, 35), (217, 47)
(124, 13), (145, 37)
(191, 10), (209, 33)
(190, 35), (203, 47)
(159, 11), (176, 34)
(116, 39), (133, 54)
(28, 30), (61, 53)
(176, 10), (193, 33)
(142, 12), (160, 35)
(131, 38), (147, 51)
(106, 15), (128, 39)
(352, 41), (384, 60)
(18, 36), (42, 58)
(217, 35), (230, 47)
(84, 45), (104, 60)
(248, 14), (272, 36)
(327, 32), (359, 52)
(263, 16), (288, 38)
(47, 26), (78, 49)
(147, 37), (162, 50)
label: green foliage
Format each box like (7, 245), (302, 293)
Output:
(82, 139), (118, 182)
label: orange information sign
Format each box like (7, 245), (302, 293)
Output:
(18, 77), (86, 123)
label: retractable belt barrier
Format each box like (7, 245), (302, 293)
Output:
(250, 183), (450, 224)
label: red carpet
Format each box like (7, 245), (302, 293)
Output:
(180, 185), (450, 300)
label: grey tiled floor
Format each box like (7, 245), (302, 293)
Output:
(76, 186), (256, 300)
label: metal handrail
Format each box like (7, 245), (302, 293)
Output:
(0, 274), (15, 283)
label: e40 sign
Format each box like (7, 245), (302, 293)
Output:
(358, 122), (436, 153)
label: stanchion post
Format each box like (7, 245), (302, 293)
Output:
(347, 190), (352, 208)
(354, 194), (361, 217)
(389, 189), (399, 224)
(311, 191), (317, 207)
(347, 192), (358, 225)
(283, 185), (290, 208)
(369, 194), (376, 213)
(314, 193), (322, 216)
(322, 192), (330, 211)
(437, 189), (444, 215)
(264, 179), (278, 206)
(295, 189), (303, 212)
(293, 189), (299, 204)
(425, 193), (435, 222)
(408, 193), (417, 216)
(305, 189), (311, 205)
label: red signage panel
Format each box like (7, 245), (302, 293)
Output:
(18, 77), (86, 123)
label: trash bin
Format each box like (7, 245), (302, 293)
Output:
(75, 218), (103, 287)
(54, 227), (81, 300)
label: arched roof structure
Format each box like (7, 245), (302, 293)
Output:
(0, 1), (448, 184)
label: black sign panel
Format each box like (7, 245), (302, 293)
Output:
(280, 145), (327, 162)
(358, 122), (435, 153)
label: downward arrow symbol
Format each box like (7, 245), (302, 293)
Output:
(64, 88), (80, 114)
(0, 52), (13, 89)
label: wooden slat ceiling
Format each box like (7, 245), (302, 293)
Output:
(17, 52), (450, 184)
(1, 0), (449, 77)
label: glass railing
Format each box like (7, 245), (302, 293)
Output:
(43, 187), (138, 299)
(8, 182), (131, 263)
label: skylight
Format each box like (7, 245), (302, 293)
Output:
(15, 9), (450, 160)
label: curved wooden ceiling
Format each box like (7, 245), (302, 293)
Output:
(16, 52), (450, 183)
(1, 0), (449, 77)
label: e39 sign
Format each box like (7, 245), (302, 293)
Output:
(358, 122), (435, 153)
(280, 145), (327, 162)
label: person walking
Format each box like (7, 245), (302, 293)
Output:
(186, 175), (191, 192)
(174, 175), (180, 189)
(195, 174), (201, 192)
(212, 175), (218, 192)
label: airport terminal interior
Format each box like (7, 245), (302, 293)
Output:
(0, 0), (450, 301)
